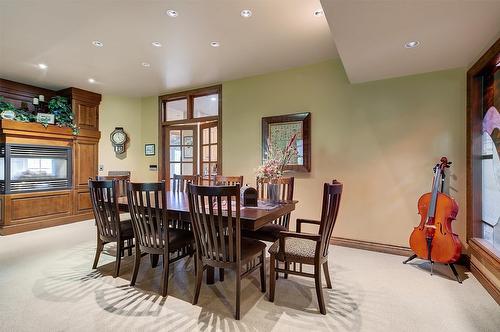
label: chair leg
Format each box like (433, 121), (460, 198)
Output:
(150, 254), (159, 268)
(235, 269), (241, 320)
(269, 254), (276, 302)
(92, 237), (104, 269)
(114, 241), (122, 278)
(314, 264), (326, 315)
(130, 246), (141, 286)
(323, 261), (332, 289)
(276, 260), (279, 280)
(193, 258), (203, 305)
(161, 253), (169, 297)
(260, 250), (266, 293)
(284, 262), (289, 279)
(219, 268), (224, 282)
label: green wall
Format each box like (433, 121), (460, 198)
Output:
(222, 59), (466, 247)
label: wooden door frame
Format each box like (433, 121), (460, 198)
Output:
(163, 125), (198, 190)
(158, 85), (222, 184)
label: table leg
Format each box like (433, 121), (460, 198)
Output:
(206, 266), (215, 284)
(150, 254), (159, 268)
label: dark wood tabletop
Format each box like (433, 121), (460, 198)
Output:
(117, 191), (297, 231)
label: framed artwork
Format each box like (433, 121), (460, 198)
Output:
(183, 146), (193, 159)
(262, 112), (311, 172)
(145, 144), (155, 156)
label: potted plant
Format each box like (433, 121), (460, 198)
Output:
(47, 96), (78, 134)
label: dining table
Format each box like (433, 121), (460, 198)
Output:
(117, 191), (297, 284)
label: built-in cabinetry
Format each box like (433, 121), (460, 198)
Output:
(0, 79), (101, 235)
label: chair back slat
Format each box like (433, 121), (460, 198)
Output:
(172, 174), (199, 192)
(89, 179), (122, 241)
(127, 182), (169, 252)
(256, 177), (295, 228)
(188, 184), (241, 264)
(214, 175), (243, 186)
(319, 181), (343, 257)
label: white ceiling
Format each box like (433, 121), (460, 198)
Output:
(321, 0), (500, 83)
(0, 0), (337, 97)
(1, 1), (499, 97)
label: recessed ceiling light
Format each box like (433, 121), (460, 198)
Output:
(313, 9), (324, 16)
(404, 41), (420, 49)
(142, 62), (151, 67)
(92, 40), (104, 47)
(88, 78), (95, 83)
(210, 41), (220, 48)
(240, 9), (252, 18)
(38, 63), (48, 69)
(210, 97), (217, 101)
(152, 41), (162, 47)
(166, 9), (178, 17)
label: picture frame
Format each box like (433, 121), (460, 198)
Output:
(36, 113), (55, 125)
(262, 112), (311, 172)
(145, 144), (155, 156)
(183, 146), (193, 159)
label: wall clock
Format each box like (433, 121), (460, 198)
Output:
(110, 127), (128, 154)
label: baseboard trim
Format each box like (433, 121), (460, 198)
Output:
(330, 237), (413, 257)
(330, 237), (470, 267)
(470, 260), (500, 305)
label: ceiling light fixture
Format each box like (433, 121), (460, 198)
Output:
(92, 40), (104, 47)
(88, 78), (95, 83)
(404, 40), (420, 49)
(152, 41), (162, 47)
(142, 62), (151, 67)
(313, 9), (324, 17)
(210, 41), (220, 48)
(166, 9), (178, 17)
(210, 97), (217, 101)
(240, 9), (252, 18)
(38, 63), (48, 69)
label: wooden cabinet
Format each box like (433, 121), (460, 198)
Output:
(0, 80), (101, 235)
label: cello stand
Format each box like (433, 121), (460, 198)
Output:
(402, 256), (462, 283)
(402, 254), (417, 264)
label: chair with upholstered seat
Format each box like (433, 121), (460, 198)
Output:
(127, 181), (195, 296)
(242, 177), (294, 242)
(187, 184), (266, 320)
(89, 179), (135, 278)
(268, 181), (343, 315)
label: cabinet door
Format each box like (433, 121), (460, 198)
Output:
(75, 140), (97, 187)
(74, 99), (99, 130)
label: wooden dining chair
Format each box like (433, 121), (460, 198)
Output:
(242, 177), (295, 242)
(127, 181), (195, 296)
(172, 174), (199, 192)
(268, 181), (343, 315)
(187, 184), (266, 320)
(89, 179), (135, 278)
(97, 174), (130, 198)
(214, 175), (243, 186)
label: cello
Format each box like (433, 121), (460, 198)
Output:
(404, 157), (462, 283)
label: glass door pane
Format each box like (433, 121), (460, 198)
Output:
(166, 125), (197, 189)
(200, 122), (219, 185)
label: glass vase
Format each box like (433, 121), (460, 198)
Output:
(267, 182), (279, 204)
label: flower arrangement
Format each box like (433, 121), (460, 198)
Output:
(257, 133), (298, 181)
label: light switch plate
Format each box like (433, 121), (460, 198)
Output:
(98, 165), (104, 172)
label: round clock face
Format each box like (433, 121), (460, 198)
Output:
(111, 131), (126, 144)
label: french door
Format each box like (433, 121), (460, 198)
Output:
(166, 125), (197, 189)
(200, 122), (218, 185)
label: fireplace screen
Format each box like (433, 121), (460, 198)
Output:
(0, 144), (72, 193)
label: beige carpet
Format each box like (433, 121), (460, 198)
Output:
(0, 220), (498, 332)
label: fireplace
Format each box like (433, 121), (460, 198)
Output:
(0, 144), (72, 193)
